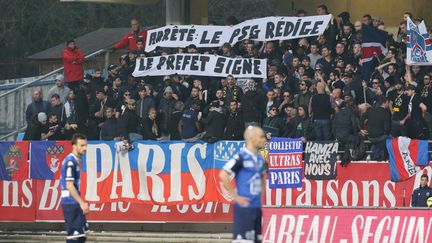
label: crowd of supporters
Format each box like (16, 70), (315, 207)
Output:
(23, 5), (432, 163)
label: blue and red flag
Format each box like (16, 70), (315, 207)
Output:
(30, 141), (72, 180)
(361, 24), (388, 80)
(0, 141), (30, 180)
(386, 137), (430, 182)
(406, 16), (432, 65)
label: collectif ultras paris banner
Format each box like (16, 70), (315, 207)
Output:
(0, 140), (432, 222)
(145, 15), (332, 52)
(132, 54), (267, 78)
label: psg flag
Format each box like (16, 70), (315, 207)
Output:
(406, 16), (432, 65)
(0, 141), (30, 180)
(361, 24), (388, 80)
(30, 141), (72, 180)
(386, 137), (430, 182)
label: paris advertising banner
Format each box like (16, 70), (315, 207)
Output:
(0, 140), (431, 222)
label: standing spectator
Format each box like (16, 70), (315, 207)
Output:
(112, 18), (147, 51)
(100, 107), (120, 141)
(26, 90), (50, 124)
(179, 100), (202, 140)
(263, 104), (284, 139)
(316, 46), (334, 77)
(169, 101), (185, 140)
(405, 85), (428, 139)
(89, 89), (115, 140)
(105, 65), (119, 86)
(47, 74), (70, 103)
(419, 74), (432, 136)
(107, 77), (123, 107)
(184, 86), (205, 111)
(294, 80), (312, 108)
(62, 40), (84, 91)
(136, 85), (155, 119)
(310, 82), (333, 140)
(223, 75), (243, 105)
(360, 96), (391, 161)
(159, 86), (178, 138)
(202, 101), (226, 143)
(23, 112), (47, 140)
(141, 108), (160, 140)
(308, 43), (322, 69)
(119, 76), (139, 100)
(294, 106), (312, 141)
(282, 106), (298, 138)
(118, 99), (142, 142)
(388, 80), (409, 137)
(49, 94), (65, 125)
(265, 90), (276, 116)
(63, 90), (78, 138)
(224, 101), (244, 140)
(241, 81), (265, 126)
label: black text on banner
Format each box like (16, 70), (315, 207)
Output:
(304, 141), (338, 180)
(132, 54), (267, 78)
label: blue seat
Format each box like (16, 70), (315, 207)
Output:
(16, 132), (25, 141)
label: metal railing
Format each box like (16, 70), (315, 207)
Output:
(0, 49), (107, 141)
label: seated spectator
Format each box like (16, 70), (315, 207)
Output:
(136, 85), (155, 119)
(26, 90), (50, 124)
(41, 113), (64, 140)
(142, 108), (160, 140)
(100, 107), (120, 140)
(263, 104), (284, 139)
(202, 101), (226, 143)
(47, 74), (70, 103)
(360, 96), (391, 161)
(224, 101), (244, 140)
(169, 101), (185, 140)
(118, 99), (142, 142)
(179, 100), (202, 140)
(23, 112), (47, 140)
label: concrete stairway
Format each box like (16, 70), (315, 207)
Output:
(0, 231), (232, 243)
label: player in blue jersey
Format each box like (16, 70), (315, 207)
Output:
(219, 126), (267, 243)
(60, 133), (89, 243)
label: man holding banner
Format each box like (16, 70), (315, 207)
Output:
(219, 126), (266, 243)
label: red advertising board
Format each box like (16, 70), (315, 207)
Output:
(262, 207), (432, 243)
(0, 162), (431, 222)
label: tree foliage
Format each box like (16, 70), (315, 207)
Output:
(0, 0), (165, 79)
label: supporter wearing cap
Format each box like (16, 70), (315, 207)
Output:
(62, 39), (85, 91)
(105, 64), (119, 86)
(263, 104), (284, 139)
(159, 86), (178, 138)
(405, 84), (428, 139)
(88, 88), (115, 139)
(47, 74), (71, 104)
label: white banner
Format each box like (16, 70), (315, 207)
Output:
(132, 54), (267, 78)
(145, 15), (332, 52)
(407, 16), (432, 65)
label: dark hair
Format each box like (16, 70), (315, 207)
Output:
(50, 93), (60, 100)
(376, 96), (387, 106)
(72, 133), (87, 145)
(296, 9), (306, 15)
(363, 14), (372, 20)
(317, 4), (328, 14)
(421, 174), (429, 181)
(388, 63), (398, 70)
(275, 72), (284, 78)
(136, 39), (144, 44)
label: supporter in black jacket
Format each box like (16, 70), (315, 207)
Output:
(23, 113), (47, 140)
(360, 96), (391, 160)
(241, 81), (265, 126)
(169, 101), (184, 140)
(100, 107), (120, 140)
(26, 90), (50, 124)
(142, 108), (160, 140)
(117, 99), (142, 142)
(202, 101), (226, 143)
(224, 101), (244, 140)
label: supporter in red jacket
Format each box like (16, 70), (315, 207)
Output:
(113, 18), (147, 51)
(62, 40), (85, 91)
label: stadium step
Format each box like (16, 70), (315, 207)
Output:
(0, 231), (231, 243)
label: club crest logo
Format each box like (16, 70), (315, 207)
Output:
(46, 145), (64, 173)
(3, 145), (23, 178)
(408, 21), (431, 63)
